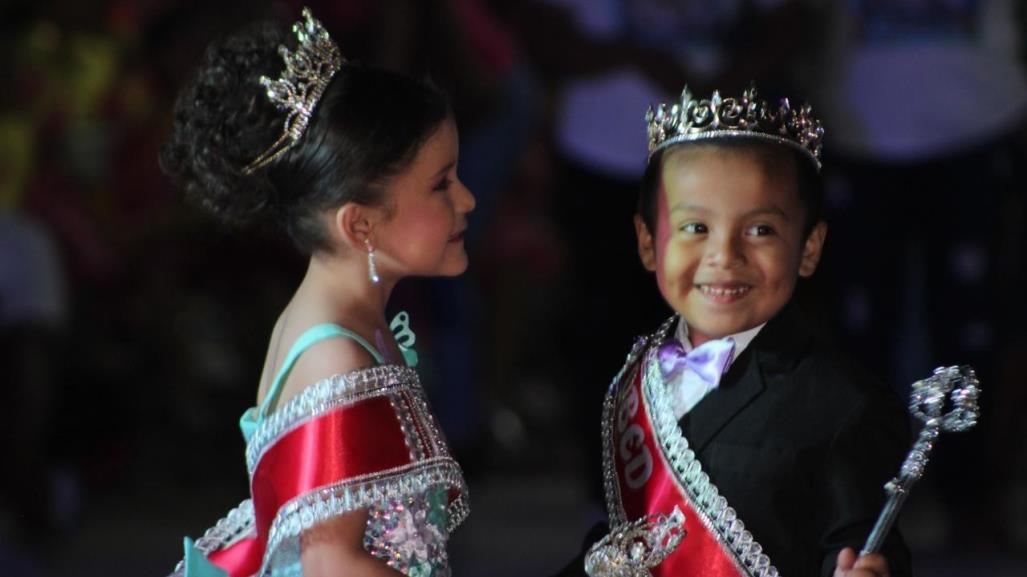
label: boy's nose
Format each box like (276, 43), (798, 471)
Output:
(704, 233), (744, 268)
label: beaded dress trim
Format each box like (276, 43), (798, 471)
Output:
(601, 317), (781, 577)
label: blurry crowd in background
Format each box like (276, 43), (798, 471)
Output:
(2, 0), (1026, 575)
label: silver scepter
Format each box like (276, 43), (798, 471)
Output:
(861, 365), (980, 555)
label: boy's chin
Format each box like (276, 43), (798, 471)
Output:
(688, 326), (736, 343)
(685, 317), (765, 341)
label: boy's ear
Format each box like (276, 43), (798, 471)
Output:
(634, 214), (657, 272)
(798, 221), (828, 277)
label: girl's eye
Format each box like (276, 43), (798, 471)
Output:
(434, 178), (453, 192)
(679, 222), (707, 234)
(746, 224), (775, 236)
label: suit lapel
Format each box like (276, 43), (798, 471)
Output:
(682, 346), (765, 453)
(679, 302), (812, 453)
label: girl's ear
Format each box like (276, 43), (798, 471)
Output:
(798, 221), (828, 277)
(332, 203), (375, 250)
(635, 214), (657, 272)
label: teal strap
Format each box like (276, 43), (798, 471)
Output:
(183, 537), (228, 577)
(257, 324), (385, 419)
(239, 408), (258, 444)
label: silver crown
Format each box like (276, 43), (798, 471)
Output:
(243, 7), (344, 174)
(646, 85), (824, 170)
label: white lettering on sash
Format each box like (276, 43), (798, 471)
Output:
(617, 384), (639, 434)
(616, 378), (653, 489)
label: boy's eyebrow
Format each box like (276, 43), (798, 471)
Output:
(743, 206), (790, 220)
(669, 204), (790, 220)
(669, 203), (710, 213)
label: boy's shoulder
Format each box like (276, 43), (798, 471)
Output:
(751, 301), (902, 411)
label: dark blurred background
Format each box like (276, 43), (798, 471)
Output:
(1, 0), (1026, 575)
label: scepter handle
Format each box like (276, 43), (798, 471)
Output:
(860, 480), (910, 555)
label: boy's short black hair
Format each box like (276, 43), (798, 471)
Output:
(637, 140), (823, 238)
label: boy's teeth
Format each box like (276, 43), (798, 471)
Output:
(700, 285), (748, 297)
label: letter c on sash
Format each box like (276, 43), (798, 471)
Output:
(625, 453), (653, 490)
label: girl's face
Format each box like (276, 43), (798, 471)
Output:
(376, 118), (476, 278)
(635, 146), (826, 346)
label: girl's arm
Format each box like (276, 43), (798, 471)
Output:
(300, 509), (405, 577)
(284, 339), (406, 576)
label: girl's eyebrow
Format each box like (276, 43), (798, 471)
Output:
(432, 160), (456, 179)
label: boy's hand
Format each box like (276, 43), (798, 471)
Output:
(833, 548), (890, 577)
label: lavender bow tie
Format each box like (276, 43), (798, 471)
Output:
(658, 337), (736, 386)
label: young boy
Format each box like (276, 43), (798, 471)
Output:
(566, 87), (911, 577)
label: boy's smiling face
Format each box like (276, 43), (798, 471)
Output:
(635, 145), (827, 346)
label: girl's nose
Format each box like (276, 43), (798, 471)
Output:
(456, 180), (476, 213)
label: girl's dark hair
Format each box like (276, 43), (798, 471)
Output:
(160, 20), (451, 253)
(637, 140), (823, 238)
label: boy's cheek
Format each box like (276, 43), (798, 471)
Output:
(652, 221), (673, 270)
(655, 250), (688, 295)
(653, 262), (668, 295)
(654, 220), (672, 254)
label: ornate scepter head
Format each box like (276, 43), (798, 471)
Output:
(899, 365), (980, 482)
(862, 365), (980, 555)
(911, 365), (979, 431)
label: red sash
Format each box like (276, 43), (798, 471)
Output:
(603, 338), (777, 577)
(180, 373), (466, 577)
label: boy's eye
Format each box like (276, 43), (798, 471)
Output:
(679, 222), (707, 234)
(746, 224), (775, 236)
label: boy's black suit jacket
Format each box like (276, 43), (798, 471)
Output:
(555, 302), (913, 577)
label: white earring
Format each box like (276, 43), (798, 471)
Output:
(365, 238), (380, 284)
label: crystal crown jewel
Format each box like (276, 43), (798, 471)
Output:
(243, 7), (345, 174)
(584, 507), (687, 577)
(646, 85), (824, 170)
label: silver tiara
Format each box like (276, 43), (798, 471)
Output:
(243, 7), (344, 174)
(646, 85), (824, 170)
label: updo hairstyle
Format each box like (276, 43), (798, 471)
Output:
(160, 20), (451, 254)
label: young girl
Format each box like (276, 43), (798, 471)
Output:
(160, 9), (474, 577)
